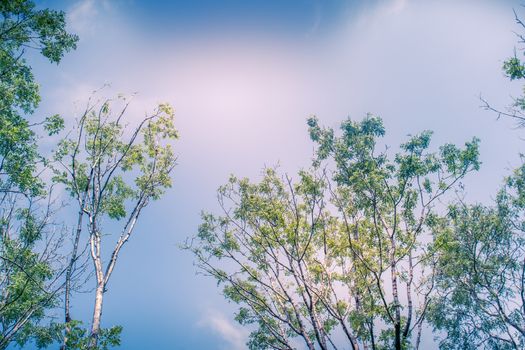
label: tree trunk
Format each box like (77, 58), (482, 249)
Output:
(390, 235), (401, 350)
(62, 206), (85, 350)
(61, 266), (72, 350)
(89, 283), (105, 348)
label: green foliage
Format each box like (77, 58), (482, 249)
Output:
(427, 14), (525, 349)
(52, 95), (178, 348)
(0, 1), (76, 347)
(19, 320), (122, 350)
(308, 116), (478, 349)
(0, 0), (77, 195)
(53, 96), (178, 222)
(503, 55), (525, 80)
(192, 167), (338, 349)
(190, 115), (479, 350)
(44, 114), (65, 136)
(429, 164), (525, 349)
(61, 321), (122, 350)
(0, 199), (61, 350)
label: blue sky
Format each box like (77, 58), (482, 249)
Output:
(25, 0), (525, 348)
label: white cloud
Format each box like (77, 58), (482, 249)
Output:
(67, 0), (115, 36)
(387, 0), (408, 14)
(199, 310), (249, 350)
(67, 0), (97, 34)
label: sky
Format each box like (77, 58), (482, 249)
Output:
(23, 0), (525, 348)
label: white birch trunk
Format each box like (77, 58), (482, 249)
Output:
(89, 283), (105, 348)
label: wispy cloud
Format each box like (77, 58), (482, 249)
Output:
(387, 0), (409, 15)
(67, 0), (115, 36)
(67, 0), (97, 34)
(199, 309), (249, 350)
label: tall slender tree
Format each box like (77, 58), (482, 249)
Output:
(53, 94), (178, 348)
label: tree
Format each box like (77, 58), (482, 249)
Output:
(0, 1), (77, 347)
(0, 190), (67, 349)
(188, 115), (479, 350)
(53, 94), (178, 348)
(191, 168), (350, 350)
(429, 164), (525, 350)
(429, 11), (525, 350)
(307, 116), (479, 350)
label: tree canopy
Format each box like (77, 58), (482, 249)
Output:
(188, 116), (479, 350)
(0, 1), (77, 348)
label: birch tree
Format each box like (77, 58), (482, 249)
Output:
(189, 115), (479, 350)
(53, 95), (178, 348)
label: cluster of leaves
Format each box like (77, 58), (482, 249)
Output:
(429, 165), (525, 349)
(52, 98), (178, 222)
(59, 321), (122, 350)
(0, 198), (62, 349)
(0, 0), (77, 194)
(16, 320), (122, 350)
